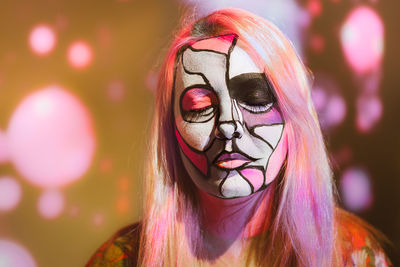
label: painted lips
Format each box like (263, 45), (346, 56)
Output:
(215, 152), (251, 169)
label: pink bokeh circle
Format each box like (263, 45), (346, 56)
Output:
(356, 95), (382, 133)
(340, 167), (373, 212)
(340, 6), (384, 74)
(311, 74), (347, 131)
(67, 41), (93, 69)
(28, 24), (56, 56)
(37, 189), (65, 219)
(0, 176), (22, 212)
(7, 85), (96, 188)
(0, 239), (37, 267)
(106, 80), (126, 102)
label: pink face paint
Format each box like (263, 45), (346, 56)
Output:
(174, 34), (287, 198)
(181, 88), (217, 112)
(239, 168), (264, 192)
(264, 130), (287, 184)
(175, 126), (208, 175)
(191, 34), (237, 54)
(240, 106), (283, 128)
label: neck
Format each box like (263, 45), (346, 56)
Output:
(198, 186), (274, 242)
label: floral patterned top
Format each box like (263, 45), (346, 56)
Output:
(85, 219), (391, 266)
(85, 223), (140, 267)
(338, 214), (392, 267)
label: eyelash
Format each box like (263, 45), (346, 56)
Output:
(185, 106), (214, 120)
(238, 102), (273, 113)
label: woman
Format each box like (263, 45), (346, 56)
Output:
(86, 8), (391, 266)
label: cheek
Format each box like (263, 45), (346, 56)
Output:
(239, 105), (286, 185)
(264, 129), (288, 184)
(174, 116), (215, 176)
(174, 116), (215, 151)
(241, 106), (283, 128)
(175, 125), (208, 175)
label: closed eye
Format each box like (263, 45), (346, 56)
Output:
(238, 102), (274, 113)
(180, 87), (217, 122)
(229, 72), (277, 114)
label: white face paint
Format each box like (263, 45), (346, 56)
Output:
(174, 34), (287, 198)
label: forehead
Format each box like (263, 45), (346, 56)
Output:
(178, 34), (262, 84)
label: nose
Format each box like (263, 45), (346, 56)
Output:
(216, 121), (243, 140)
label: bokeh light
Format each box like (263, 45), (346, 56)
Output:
(0, 176), (22, 212)
(92, 212), (104, 226)
(117, 176), (130, 192)
(67, 41), (93, 69)
(331, 145), (353, 167)
(340, 167), (373, 212)
(145, 70), (158, 92)
(116, 195), (130, 214)
(310, 34), (325, 53)
(312, 74), (347, 131)
(99, 158), (112, 173)
(7, 85), (96, 188)
(97, 26), (112, 50)
(0, 129), (9, 163)
(37, 189), (65, 219)
(0, 239), (37, 267)
(307, 0), (322, 17)
(340, 6), (384, 74)
(356, 94), (382, 133)
(55, 14), (69, 30)
(106, 80), (126, 102)
(28, 24), (57, 56)
(68, 205), (80, 217)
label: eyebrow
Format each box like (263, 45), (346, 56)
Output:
(228, 73), (276, 104)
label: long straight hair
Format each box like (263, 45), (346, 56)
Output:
(139, 8), (339, 266)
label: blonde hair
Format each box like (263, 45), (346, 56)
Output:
(137, 8), (385, 266)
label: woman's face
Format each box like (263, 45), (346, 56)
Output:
(173, 34), (287, 198)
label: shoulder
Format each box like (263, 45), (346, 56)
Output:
(336, 209), (392, 267)
(85, 222), (142, 267)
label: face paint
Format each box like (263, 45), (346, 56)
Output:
(174, 34), (287, 198)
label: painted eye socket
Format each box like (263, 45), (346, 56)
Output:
(229, 73), (277, 114)
(181, 87), (217, 122)
(238, 101), (274, 114)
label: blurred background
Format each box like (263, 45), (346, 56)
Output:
(0, 0), (398, 266)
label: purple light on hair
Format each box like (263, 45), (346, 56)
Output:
(356, 95), (382, 133)
(0, 240), (37, 267)
(0, 176), (22, 212)
(340, 167), (373, 212)
(37, 189), (65, 219)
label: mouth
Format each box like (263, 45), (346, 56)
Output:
(214, 152), (252, 169)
